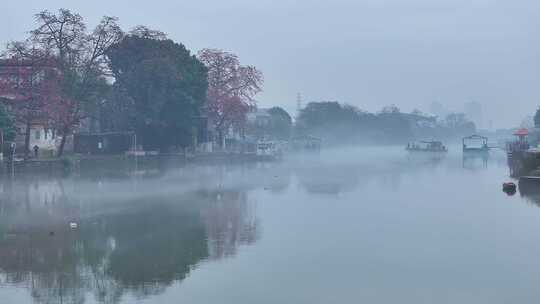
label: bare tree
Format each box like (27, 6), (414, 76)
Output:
(129, 25), (167, 40)
(0, 42), (58, 158)
(197, 49), (263, 149)
(28, 9), (124, 156)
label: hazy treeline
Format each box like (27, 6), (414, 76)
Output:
(296, 102), (476, 145)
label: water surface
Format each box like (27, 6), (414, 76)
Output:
(1, 147), (539, 304)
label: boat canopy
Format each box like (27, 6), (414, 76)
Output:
(463, 134), (488, 144)
(407, 140), (447, 151)
(463, 134), (488, 151)
(514, 128), (529, 137)
(420, 140), (444, 145)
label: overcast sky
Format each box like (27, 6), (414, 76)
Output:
(2, 0), (540, 128)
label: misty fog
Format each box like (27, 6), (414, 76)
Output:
(2, 0), (540, 128)
(2, 1), (540, 303)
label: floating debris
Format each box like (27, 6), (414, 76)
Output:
(502, 182), (517, 195)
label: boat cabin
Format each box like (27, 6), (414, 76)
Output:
(463, 134), (489, 153)
(257, 141), (275, 156)
(406, 141), (447, 152)
(507, 128), (530, 153)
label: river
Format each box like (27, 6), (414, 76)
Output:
(1, 147), (540, 303)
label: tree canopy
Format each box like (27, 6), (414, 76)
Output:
(534, 107), (540, 128)
(268, 107), (292, 140)
(107, 35), (208, 150)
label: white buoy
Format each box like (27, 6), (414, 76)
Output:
(69, 222), (78, 229)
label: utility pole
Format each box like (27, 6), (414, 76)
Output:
(296, 93), (302, 114)
(295, 92), (304, 124)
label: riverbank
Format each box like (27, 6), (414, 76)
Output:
(0, 152), (281, 176)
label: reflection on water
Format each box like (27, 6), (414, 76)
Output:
(2, 147), (540, 304)
(507, 152), (540, 206)
(518, 179), (540, 207)
(0, 170), (259, 304)
(462, 153), (489, 170)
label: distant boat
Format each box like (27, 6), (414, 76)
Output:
(406, 141), (447, 153)
(255, 140), (282, 160)
(463, 134), (489, 153)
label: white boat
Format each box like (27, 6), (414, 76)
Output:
(406, 141), (447, 153)
(256, 140), (282, 160)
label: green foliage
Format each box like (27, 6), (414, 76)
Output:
(298, 101), (345, 129)
(534, 107), (540, 128)
(296, 102), (381, 143)
(107, 35), (208, 151)
(267, 107), (292, 140)
(99, 84), (136, 133)
(376, 111), (414, 142)
(0, 102), (17, 142)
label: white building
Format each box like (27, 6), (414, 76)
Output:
(464, 101), (483, 130)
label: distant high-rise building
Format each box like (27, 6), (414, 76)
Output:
(429, 101), (446, 119)
(464, 101), (483, 130)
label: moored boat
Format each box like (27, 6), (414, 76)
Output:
(406, 141), (447, 153)
(255, 140), (282, 160)
(463, 134), (489, 153)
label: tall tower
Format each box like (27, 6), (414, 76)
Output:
(296, 92), (303, 113)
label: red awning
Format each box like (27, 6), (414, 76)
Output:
(514, 128), (529, 136)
